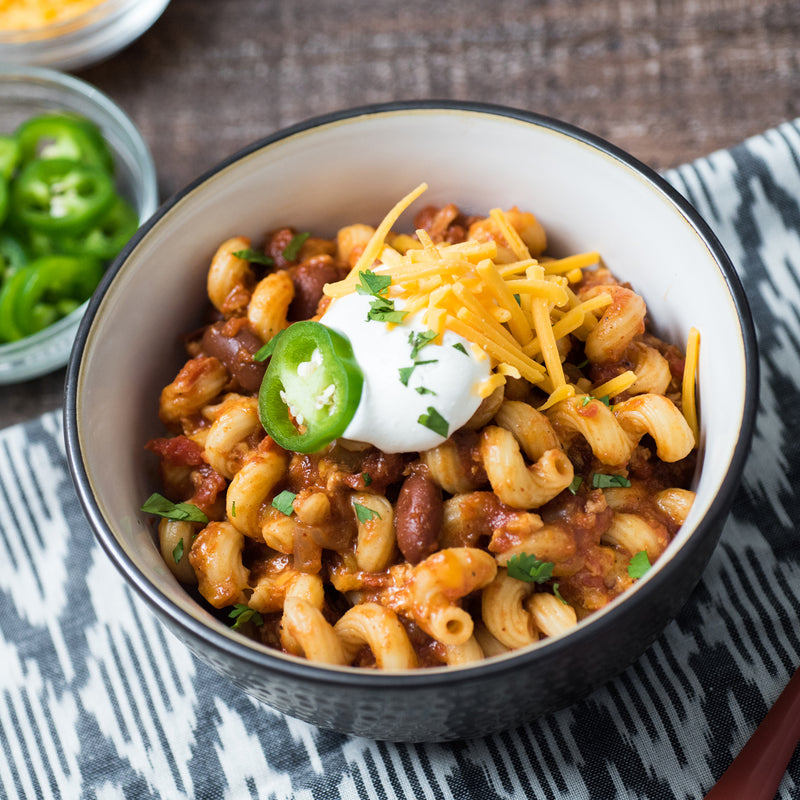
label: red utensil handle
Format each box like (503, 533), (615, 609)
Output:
(704, 665), (800, 799)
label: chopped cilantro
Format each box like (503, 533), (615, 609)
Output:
(254, 329), (285, 362)
(628, 550), (652, 579)
(553, 583), (569, 605)
(271, 490), (297, 516)
(172, 539), (184, 564)
(408, 329), (437, 358)
(356, 269), (391, 297)
(229, 603), (264, 630)
(418, 406), (449, 438)
(354, 502), (381, 523)
(415, 386), (436, 395)
(399, 358), (437, 386)
(141, 493), (208, 524)
(366, 294), (408, 323)
(232, 248), (274, 266)
(282, 231), (310, 261)
(355, 270), (408, 323)
(231, 500), (236, 518)
(507, 553), (554, 583)
(452, 342), (468, 355)
(568, 476), (583, 495)
(362, 472), (372, 486)
(582, 394), (610, 407)
(398, 365), (414, 386)
(592, 473), (631, 489)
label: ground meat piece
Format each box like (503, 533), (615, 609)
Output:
(188, 465), (228, 518)
(341, 449), (411, 494)
(145, 435), (205, 466)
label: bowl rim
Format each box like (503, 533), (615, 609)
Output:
(64, 99), (759, 690)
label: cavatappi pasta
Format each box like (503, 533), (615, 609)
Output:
(144, 186), (699, 670)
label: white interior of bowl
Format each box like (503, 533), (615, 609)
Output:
(74, 107), (748, 660)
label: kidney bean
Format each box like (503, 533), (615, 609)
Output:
(265, 228), (296, 270)
(288, 255), (347, 320)
(395, 474), (443, 565)
(200, 321), (266, 393)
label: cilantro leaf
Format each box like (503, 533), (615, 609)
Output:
(628, 550), (652, 579)
(356, 269), (391, 297)
(354, 502), (381, 523)
(366, 295), (408, 323)
(271, 490), (297, 516)
(592, 473), (631, 489)
(398, 358), (437, 386)
(282, 231), (310, 261)
(408, 329), (437, 358)
(553, 583), (569, 605)
(418, 406), (449, 438)
(506, 552), (555, 583)
(568, 476), (583, 495)
(229, 603), (264, 630)
(172, 539), (184, 564)
(253, 329), (285, 362)
(362, 472), (372, 486)
(398, 366), (414, 386)
(232, 248), (274, 266)
(356, 272), (408, 323)
(368, 306), (408, 323)
(415, 386), (436, 395)
(141, 493), (208, 524)
(452, 342), (468, 355)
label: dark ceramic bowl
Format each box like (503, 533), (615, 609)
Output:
(64, 102), (758, 742)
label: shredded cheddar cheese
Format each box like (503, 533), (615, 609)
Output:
(592, 371), (638, 402)
(0, 0), (108, 30)
(323, 184), (647, 409)
(682, 327), (701, 441)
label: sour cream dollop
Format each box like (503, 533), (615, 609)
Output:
(319, 292), (491, 452)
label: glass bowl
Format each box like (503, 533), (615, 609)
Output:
(0, 63), (158, 385)
(0, 0), (171, 71)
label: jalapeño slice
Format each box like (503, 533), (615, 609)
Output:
(258, 320), (363, 453)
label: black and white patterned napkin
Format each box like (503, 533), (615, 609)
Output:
(2, 120), (800, 800)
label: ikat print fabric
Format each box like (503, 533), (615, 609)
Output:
(2, 120), (800, 799)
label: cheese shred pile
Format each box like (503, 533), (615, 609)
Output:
(324, 183), (699, 414)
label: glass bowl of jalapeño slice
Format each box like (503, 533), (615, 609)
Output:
(0, 62), (157, 385)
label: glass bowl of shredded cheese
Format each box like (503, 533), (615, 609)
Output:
(0, 0), (170, 70)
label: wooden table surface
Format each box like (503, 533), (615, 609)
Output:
(2, 0), (798, 429)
